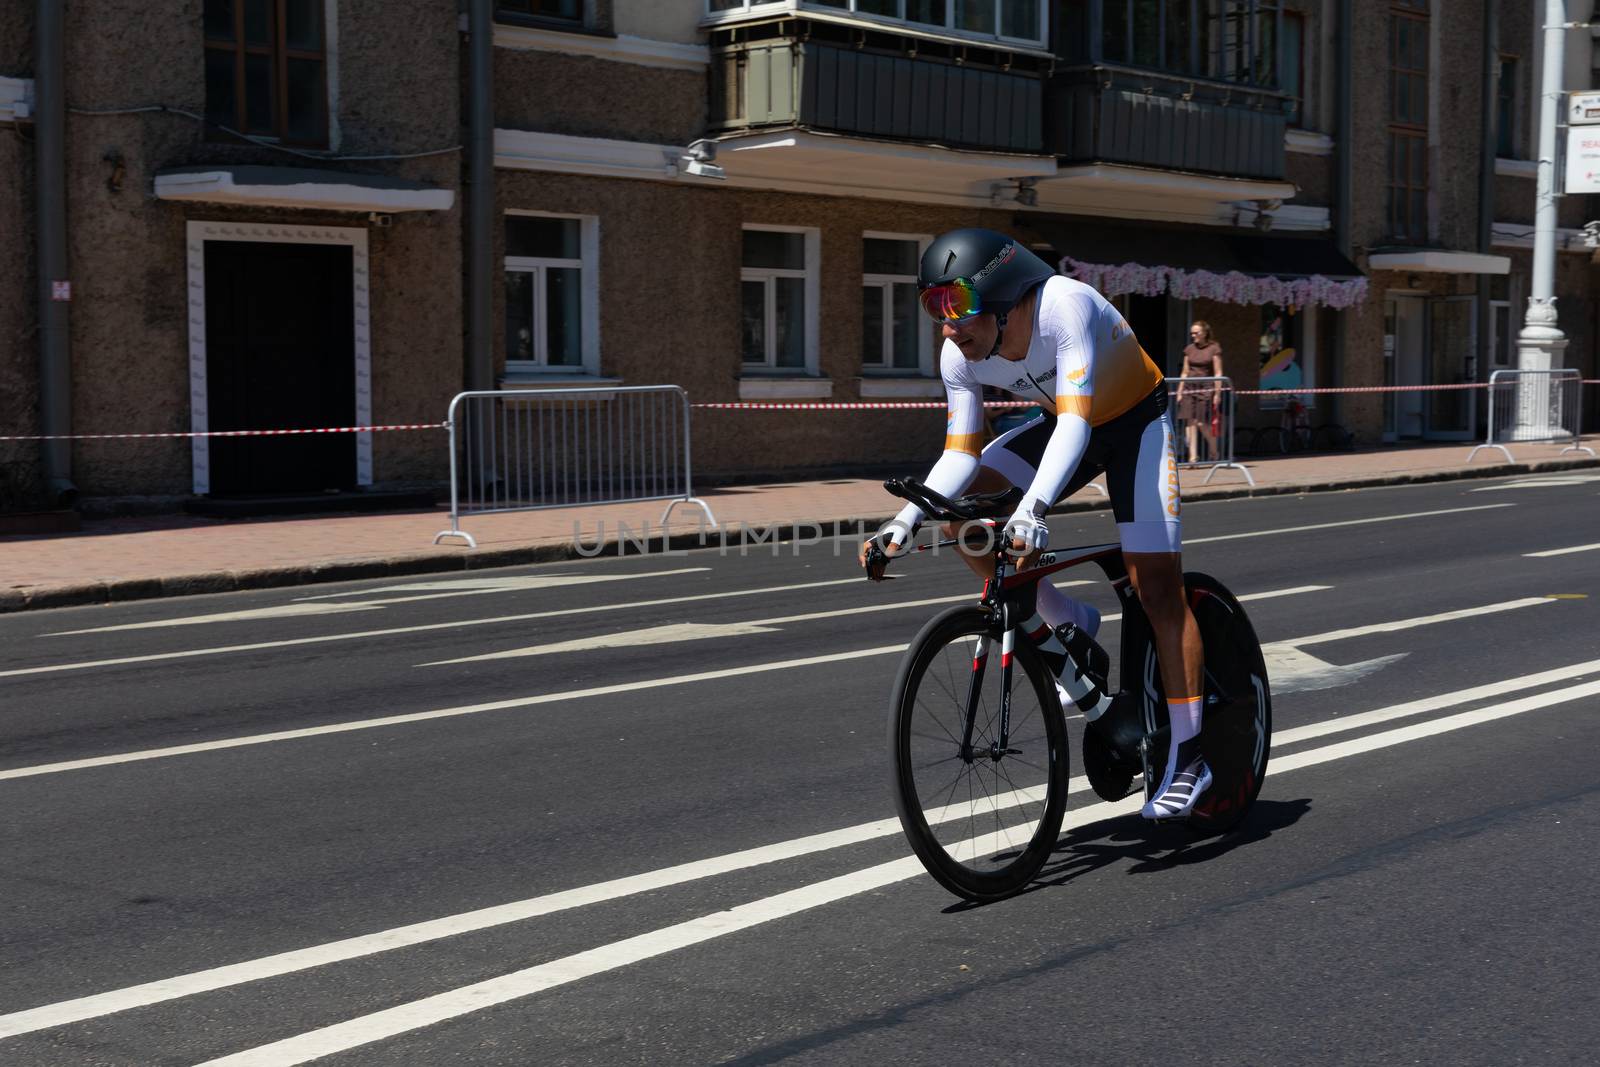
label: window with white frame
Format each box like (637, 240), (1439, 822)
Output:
(862, 235), (931, 374)
(1488, 273), (1519, 368)
(706, 1), (1046, 48)
(505, 213), (598, 373)
(741, 227), (817, 372)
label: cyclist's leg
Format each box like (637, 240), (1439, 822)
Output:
(1100, 390), (1209, 817)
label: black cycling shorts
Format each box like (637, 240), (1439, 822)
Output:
(979, 385), (1181, 554)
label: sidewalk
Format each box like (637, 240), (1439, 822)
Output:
(3, 439), (1597, 613)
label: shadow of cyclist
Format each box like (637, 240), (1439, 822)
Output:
(941, 798), (1311, 913)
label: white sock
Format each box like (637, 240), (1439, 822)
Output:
(1168, 694), (1203, 748)
(1037, 580), (1100, 638)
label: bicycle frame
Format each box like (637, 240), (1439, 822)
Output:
(875, 476), (1143, 765)
(941, 538), (1131, 762)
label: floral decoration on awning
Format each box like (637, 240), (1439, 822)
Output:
(1060, 257), (1369, 310)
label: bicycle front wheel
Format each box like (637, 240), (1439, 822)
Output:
(889, 606), (1070, 902)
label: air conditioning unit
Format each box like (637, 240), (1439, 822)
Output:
(1568, 91), (1600, 126)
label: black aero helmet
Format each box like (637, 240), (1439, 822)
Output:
(917, 228), (1056, 327)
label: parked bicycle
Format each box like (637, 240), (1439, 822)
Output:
(867, 477), (1272, 902)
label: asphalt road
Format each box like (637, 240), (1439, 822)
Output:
(3, 471), (1599, 1065)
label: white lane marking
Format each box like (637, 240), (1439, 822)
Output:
(0, 578), (866, 678)
(0, 778), (1064, 1043)
(1470, 473), (1600, 491)
(1259, 596), (1560, 695)
(1271, 677), (1600, 772)
(194, 675), (1600, 1067)
(0, 646), (910, 783)
(423, 594), (978, 665)
(0, 586), (1325, 777)
(44, 570), (710, 635)
(1284, 597), (1555, 646)
(1184, 504), (1514, 545)
(433, 583), (1328, 666)
(1271, 658), (1600, 749)
(7, 650), (1590, 1041)
(293, 575), (686, 599)
(429, 621), (784, 661)
(1262, 648), (1408, 695)
(0, 813), (902, 1041)
(1525, 542), (1600, 558)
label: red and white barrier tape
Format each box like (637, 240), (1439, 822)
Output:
(1236, 382), (1600, 395)
(691, 400), (1034, 411)
(0, 422), (446, 442)
(695, 380), (1600, 409)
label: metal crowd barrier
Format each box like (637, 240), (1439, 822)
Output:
(434, 386), (716, 548)
(1167, 375), (1254, 486)
(1467, 368), (1596, 464)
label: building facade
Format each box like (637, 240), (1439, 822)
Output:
(2, 0), (1596, 510)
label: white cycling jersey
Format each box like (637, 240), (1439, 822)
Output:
(890, 275), (1164, 541)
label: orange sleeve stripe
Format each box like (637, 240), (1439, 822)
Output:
(943, 433), (984, 456)
(1055, 395), (1092, 420)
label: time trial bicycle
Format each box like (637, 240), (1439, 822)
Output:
(867, 477), (1272, 903)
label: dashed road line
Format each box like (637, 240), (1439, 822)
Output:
(1524, 542), (1600, 558)
(1184, 503), (1514, 545)
(0, 577), (868, 679)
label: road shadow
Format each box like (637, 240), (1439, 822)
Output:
(941, 798), (1312, 914)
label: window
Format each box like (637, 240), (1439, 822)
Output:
(1099, 1), (1284, 88)
(1206, 0), (1280, 85)
(1496, 55), (1519, 159)
(1387, 2), (1429, 242)
(497, 0), (582, 25)
(1282, 11), (1305, 126)
(505, 213), (598, 373)
(742, 227), (818, 372)
(1488, 273), (1519, 368)
(204, 0), (329, 146)
(706, 1), (1045, 47)
(862, 235), (931, 374)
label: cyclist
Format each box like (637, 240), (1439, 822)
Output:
(859, 228), (1209, 820)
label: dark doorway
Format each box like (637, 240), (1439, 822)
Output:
(204, 240), (356, 495)
(1124, 293), (1171, 373)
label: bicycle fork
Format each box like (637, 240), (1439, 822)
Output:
(959, 601), (1020, 765)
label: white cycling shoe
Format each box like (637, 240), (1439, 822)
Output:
(1141, 738), (1213, 821)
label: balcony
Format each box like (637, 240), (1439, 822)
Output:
(1046, 63), (1289, 182)
(708, 17), (1049, 154)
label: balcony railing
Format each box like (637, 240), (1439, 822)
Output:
(709, 18), (1048, 154)
(1047, 63), (1289, 180)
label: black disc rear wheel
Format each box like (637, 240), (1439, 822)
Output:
(889, 606), (1070, 902)
(1134, 574), (1272, 835)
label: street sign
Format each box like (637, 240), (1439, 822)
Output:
(1565, 126), (1600, 193)
(50, 280), (71, 302)
(1569, 91), (1600, 125)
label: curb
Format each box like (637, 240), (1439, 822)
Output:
(5, 453), (1598, 615)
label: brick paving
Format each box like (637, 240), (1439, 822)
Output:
(2, 438), (1597, 612)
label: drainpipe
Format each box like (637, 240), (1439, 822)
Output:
(35, 0), (76, 507)
(467, 0), (494, 392)
(1331, 0), (1353, 429)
